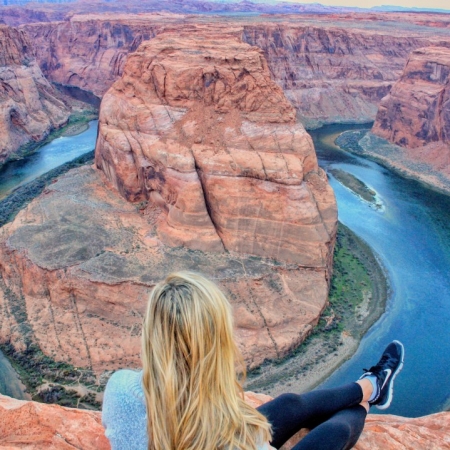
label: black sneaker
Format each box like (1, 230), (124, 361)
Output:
(360, 340), (404, 410)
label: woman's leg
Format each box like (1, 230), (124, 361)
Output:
(257, 383), (363, 449)
(257, 340), (404, 449)
(291, 405), (367, 450)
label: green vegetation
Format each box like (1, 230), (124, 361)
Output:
(325, 223), (383, 338)
(0, 149), (104, 409)
(335, 129), (368, 154)
(283, 223), (381, 360)
(0, 341), (103, 410)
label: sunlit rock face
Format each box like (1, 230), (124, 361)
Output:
(22, 14), (450, 128)
(0, 31), (336, 378)
(1, 393), (449, 450)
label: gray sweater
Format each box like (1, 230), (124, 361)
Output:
(102, 369), (273, 449)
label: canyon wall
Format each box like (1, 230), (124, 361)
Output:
(0, 25), (70, 162)
(241, 23), (415, 127)
(21, 16), (168, 98)
(372, 46), (450, 180)
(19, 14), (450, 128)
(1, 393), (449, 449)
(0, 33), (337, 380)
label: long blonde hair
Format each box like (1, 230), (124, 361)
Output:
(141, 271), (271, 450)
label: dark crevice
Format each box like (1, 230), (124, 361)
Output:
(191, 151), (226, 251)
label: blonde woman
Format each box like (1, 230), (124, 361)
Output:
(102, 271), (404, 449)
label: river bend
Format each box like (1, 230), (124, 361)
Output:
(1, 122), (449, 418)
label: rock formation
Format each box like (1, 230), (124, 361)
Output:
(372, 47), (450, 179)
(18, 14), (450, 128)
(0, 25), (70, 162)
(1, 392), (449, 449)
(0, 393), (109, 449)
(0, 32), (336, 382)
(95, 31), (336, 265)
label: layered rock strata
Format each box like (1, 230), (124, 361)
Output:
(21, 16), (168, 98)
(1, 393), (449, 450)
(372, 47), (450, 180)
(0, 25), (70, 162)
(95, 32), (336, 266)
(0, 33), (336, 378)
(19, 14), (450, 127)
(0, 165), (332, 373)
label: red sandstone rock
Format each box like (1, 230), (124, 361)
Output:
(354, 413), (450, 449)
(0, 32), (336, 376)
(0, 25), (70, 162)
(0, 394), (110, 449)
(95, 31), (336, 266)
(0, 164), (331, 373)
(372, 47), (450, 179)
(1, 392), (448, 449)
(19, 14), (450, 127)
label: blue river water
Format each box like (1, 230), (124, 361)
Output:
(312, 124), (450, 418)
(1, 121), (449, 419)
(0, 120), (98, 200)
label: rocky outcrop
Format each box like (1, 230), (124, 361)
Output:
(372, 47), (450, 179)
(1, 393), (449, 449)
(0, 164), (332, 375)
(241, 24), (410, 128)
(0, 393), (109, 449)
(0, 32), (336, 381)
(95, 31), (336, 265)
(0, 25), (70, 163)
(19, 14), (450, 128)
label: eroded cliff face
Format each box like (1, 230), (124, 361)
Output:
(20, 14), (450, 128)
(241, 24), (406, 127)
(372, 47), (450, 179)
(1, 393), (449, 450)
(21, 15), (175, 98)
(0, 166), (332, 374)
(95, 31), (336, 265)
(0, 32), (336, 378)
(0, 25), (70, 162)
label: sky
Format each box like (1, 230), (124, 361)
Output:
(278, 0), (450, 9)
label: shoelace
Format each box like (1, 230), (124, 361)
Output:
(363, 353), (392, 375)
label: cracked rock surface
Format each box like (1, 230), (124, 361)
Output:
(0, 166), (331, 373)
(0, 31), (337, 377)
(95, 31), (337, 267)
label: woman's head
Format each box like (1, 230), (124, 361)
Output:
(141, 271), (271, 450)
(142, 271), (238, 391)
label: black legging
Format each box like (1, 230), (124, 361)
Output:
(257, 383), (367, 450)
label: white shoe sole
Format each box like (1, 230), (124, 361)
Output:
(375, 340), (405, 410)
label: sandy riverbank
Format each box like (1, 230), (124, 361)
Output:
(337, 130), (450, 197)
(61, 121), (90, 137)
(246, 223), (388, 397)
